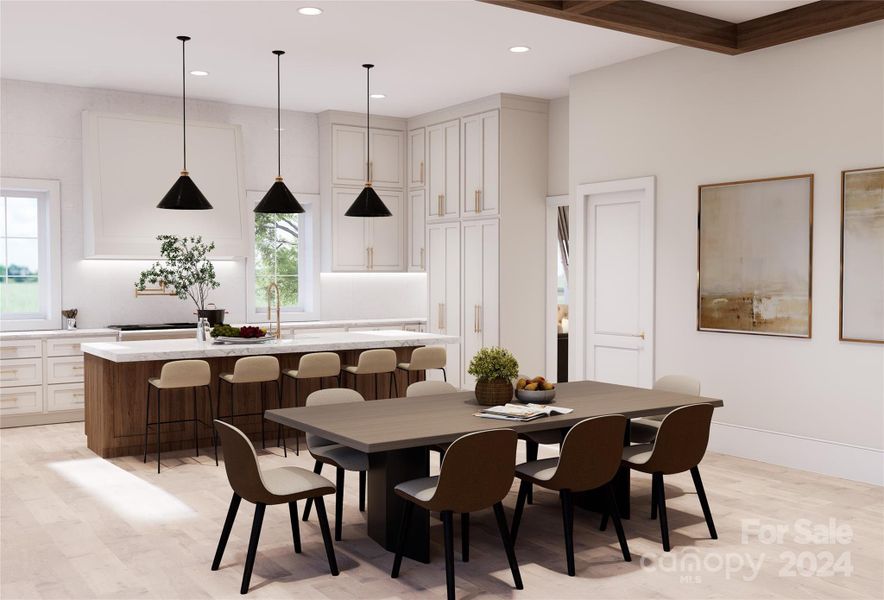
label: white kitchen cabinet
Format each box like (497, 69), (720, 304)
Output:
(426, 120), (460, 221)
(408, 128), (426, 187)
(427, 222), (461, 388)
(408, 189), (426, 271)
(461, 110), (500, 218)
(331, 187), (404, 271)
(0, 386), (42, 416)
(332, 124), (404, 188)
(461, 219), (500, 387)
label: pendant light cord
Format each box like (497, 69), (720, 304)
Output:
(179, 36), (188, 172)
(277, 52), (282, 178)
(366, 66), (370, 171)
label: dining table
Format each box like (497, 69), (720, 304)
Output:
(265, 379), (724, 562)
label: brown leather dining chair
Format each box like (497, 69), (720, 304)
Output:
(511, 415), (631, 576)
(390, 429), (523, 600)
(603, 403), (717, 552)
(630, 375), (701, 444)
(300, 388), (369, 541)
(211, 421), (339, 595)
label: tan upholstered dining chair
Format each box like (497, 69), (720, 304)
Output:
(511, 415), (631, 576)
(299, 388), (369, 541)
(390, 429), (523, 600)
(211, 421), (338, 594)
(604, 402), (717, 552)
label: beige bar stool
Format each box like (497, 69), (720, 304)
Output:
(391, 429), (523, 600)
(397, 346), (447, 384)
(606, 403), (717, 552)
(300, 388), (369, 541)
(143, 359), (216, 474)
(342, 348), (398, 399)
(511, 415), (631, 576)
(282, 352), (342, 454)
(212, 421), (339, 595)
(630, 375), (701, 444)
(216, 355), (286, 456)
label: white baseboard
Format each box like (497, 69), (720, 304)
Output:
(709, 421), (883, 486)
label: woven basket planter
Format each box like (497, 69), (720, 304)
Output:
(475, 379), (514, 406)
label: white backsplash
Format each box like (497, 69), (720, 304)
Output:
(319, 273), (427, 321)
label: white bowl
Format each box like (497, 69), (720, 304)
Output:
(515, 388), (556, 404)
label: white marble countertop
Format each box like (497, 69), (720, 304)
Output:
(82, 330), (457, 363)
(118, 317), (427, 336)
(0, 328), (117, 341)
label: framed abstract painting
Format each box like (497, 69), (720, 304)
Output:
(839, 166), (884, 344)
(698, 174), (813, 338)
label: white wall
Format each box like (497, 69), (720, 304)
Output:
(547, 96), (569, 197)
(568, 24), (884, 483)
(0, 79), (427, 328)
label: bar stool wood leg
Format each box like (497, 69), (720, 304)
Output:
(212, 492), (242, 570)
(288, 501), (302, 554)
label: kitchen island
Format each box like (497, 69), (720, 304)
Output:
(82, 330), (457, 458)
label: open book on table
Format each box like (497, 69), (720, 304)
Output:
(475, 403), (574, 422)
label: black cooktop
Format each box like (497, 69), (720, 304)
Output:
(108, 322), (197, 331)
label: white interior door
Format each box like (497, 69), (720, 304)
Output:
(578, 177), (655, 388)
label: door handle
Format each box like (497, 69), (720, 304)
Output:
(626, 331), (646, 340)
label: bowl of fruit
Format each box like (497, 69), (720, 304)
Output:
(515, 376), (556, 404)
(210, 324), (272, 344)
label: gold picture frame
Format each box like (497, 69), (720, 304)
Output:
(839, 166), (884, 344)
(697, 174), (814, 338)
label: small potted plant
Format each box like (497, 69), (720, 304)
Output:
(468, 346), (520, 406)
(135, 235), (223, 324)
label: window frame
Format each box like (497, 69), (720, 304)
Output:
(0, 178), (62, 331)
(245, 190), (320, 322)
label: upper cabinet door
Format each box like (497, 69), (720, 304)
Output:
(332, 125), (367, 186)
(408, 128), (426, 187)
(368, 189), (404, 271)
(461, 110), (499, 218)
(408, 188), (426, 271)
(426, 119), (460, 221)
(331, 187), (369, 271)
(369, 129), (404, 188)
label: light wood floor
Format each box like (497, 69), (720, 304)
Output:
(1, 423), (882, 600)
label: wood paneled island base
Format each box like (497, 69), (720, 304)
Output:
(84, 344), (435, 458)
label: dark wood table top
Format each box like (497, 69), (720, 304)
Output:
(265, 380), (724, 454)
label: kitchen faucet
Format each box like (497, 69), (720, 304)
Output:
(266, 281), (282, 339)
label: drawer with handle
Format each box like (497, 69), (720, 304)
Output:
(46, 336), (117, 357)
(0, 358), (43, 388)
(0, 339), (42, 359)
(46, 356), (86, 384)
(47, 384), (86, 412)
(0, 385), (42, 415)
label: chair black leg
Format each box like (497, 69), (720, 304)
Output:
(143, 383), (151, 464)
(391, 500), (414, 578)
(492, 502), (524, 590)
(651, 475), (658, 519)
(525, 440), (538, 504)
(442, 511), (456, 600)
(293, 379), (300, 455)
(359, 470), (366, 512)
(259, 383), (267, 450)
(461, 512), (470, 562)
(691, 466), (718, 539)
(314, 496), (339, 576)
(391, 371), (399, 398)
(374, 373), (379, 400)
(276, 380), (286, 457)
(654, 472), (670, 552)
(155, 389), (162, 474)
(560, 490), (576, 576)
(604, 482), (631, 562)
(302, 460), (323, 521)
(207, 386), (219, 466)
(212, 492), (241, 570)
(241, 503), (266, 595)
(335, 467), (344, 541)
(441, 368), (447, 382)
(599, 510), (609, 531)
(288, 501), (302, 554)
(511, 479), (531, 544)
(192, 387), (199, 457)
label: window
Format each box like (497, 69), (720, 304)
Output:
(247, 191), (318, 321)
(0, 179), (61, 330)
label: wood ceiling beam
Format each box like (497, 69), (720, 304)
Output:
(480, 0), (884, 55)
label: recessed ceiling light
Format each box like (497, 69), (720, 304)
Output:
(509, 46), (531, 53)
(370, 93), (386, 99)
(190, 70), (209, 76)
(298, 7), (322, 16)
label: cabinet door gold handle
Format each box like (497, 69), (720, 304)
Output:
(475, 190), (481, 213)
(477, 304), (482, 333)
(420, 160), (425, 184)
(0, 369), (17, 375)
(627, 331), (646, 340)
(420, 247), (425, 270)
(437, 194), (444, 217)
(437, 303), (444, 330)
(72, 364), (85, 370)
(73, 392), (85, 397)
(366, 247), (371, 269)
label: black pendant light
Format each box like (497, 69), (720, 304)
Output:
(345, 64), (392, 218)
(158, 35), (212, 210)
(254, 50), (304, 214)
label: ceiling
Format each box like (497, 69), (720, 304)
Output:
(1, 1), (810, 117)
(653, 1), (815, 23)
